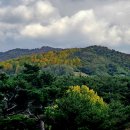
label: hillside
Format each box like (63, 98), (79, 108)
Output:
(77, 46), (130, 76)
(0, 46), (61, 61)
(0, 45), (130, 76)
(1, 46), (130, 130)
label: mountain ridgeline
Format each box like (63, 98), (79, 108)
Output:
(0, 46), (61, 61)
(0, 45), (130, 76)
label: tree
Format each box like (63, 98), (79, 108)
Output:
(22, 63), (40, 86)
(103, 101), (130, 130)
(44, 85), (108, 130)
(0, 69), (45, 130)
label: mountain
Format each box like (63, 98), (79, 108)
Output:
(77, 46), (130, 76)
(0, 45), (130, 76)
(0, 46), (61, 61)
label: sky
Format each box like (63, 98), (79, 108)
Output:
(0, 0), (130, 53)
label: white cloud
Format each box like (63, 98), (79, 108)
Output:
(21, 16), (70, 38)
(21, 9), (126, 47)
(0, 0), (130, 53)
(34, 1), (55, 16)
(0, 0), (59, 23)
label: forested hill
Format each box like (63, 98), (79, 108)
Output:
(1, 45), (130, 76)
(77, 46), (130, 76)
(1, 46), (130, 130)
(0, 46), (61, 61)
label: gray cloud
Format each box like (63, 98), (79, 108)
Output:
(0, 0), (130, 53)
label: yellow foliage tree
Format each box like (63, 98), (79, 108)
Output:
(45, 85), (108, 130)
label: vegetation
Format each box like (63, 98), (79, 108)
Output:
(0, 63), (130, 129)
(0, 46), (61, 62)
(1, 46), (130, 76)
(45, 85), (108, 130)
(0, 46), (130, 129)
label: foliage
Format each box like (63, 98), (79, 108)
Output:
(1, 46), (130, 76)
(0, 63), (130, 129)
(0, 114), (37, 130)
(44, 85), (108, 130)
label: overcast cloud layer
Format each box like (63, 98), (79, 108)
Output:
(0, 0), (130, 53)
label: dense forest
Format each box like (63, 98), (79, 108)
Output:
(1, 46), (130, 76)
(0, 46), (130, 130)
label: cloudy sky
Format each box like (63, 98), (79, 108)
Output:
(0, 0), (130, 53)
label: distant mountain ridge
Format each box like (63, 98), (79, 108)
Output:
(1, 45), (130, 76)
(0, 46), (61, 61)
